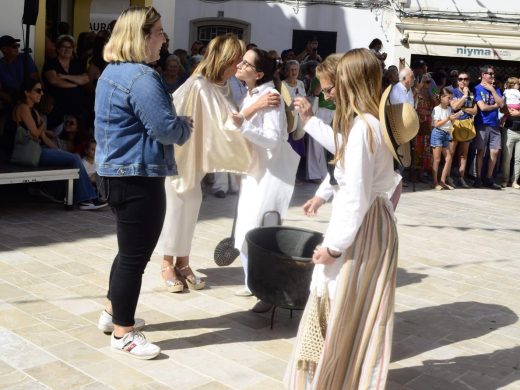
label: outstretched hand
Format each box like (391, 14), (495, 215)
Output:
(303, 196), (325, 216)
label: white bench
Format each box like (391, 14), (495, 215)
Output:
(0, 165), (79, 208)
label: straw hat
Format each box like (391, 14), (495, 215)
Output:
(379, 85), (419, 167)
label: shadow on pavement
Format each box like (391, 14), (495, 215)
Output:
(390, 301), (518, 388)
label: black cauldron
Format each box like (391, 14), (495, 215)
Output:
(246, 226), (323, 328)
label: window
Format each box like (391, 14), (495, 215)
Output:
(190, 18), (250, 45)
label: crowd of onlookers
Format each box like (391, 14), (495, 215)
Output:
(1, 23), (518, 209)
(384, 59), (520, 191)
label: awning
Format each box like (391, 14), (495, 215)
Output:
(397, 20), (520, 61)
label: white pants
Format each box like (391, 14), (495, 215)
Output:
(157, 174), (204, 257)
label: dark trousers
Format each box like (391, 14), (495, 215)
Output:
(104, 176), (166, 327)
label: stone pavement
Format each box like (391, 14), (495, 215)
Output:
(0, 182), (519, 390)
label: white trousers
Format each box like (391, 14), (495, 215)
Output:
(157, 174), (203, 257)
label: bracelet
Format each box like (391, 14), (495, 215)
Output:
(326, 247), (342, 258)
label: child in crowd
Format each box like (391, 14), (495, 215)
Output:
(431, 87), (462, 190)
(81, 138), (97, 185)
(501, 77), (520, 126)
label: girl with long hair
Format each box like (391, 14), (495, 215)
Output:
(286, 48), (400, 389)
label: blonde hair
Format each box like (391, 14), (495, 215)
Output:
(103, 6), (161, 63)
(194, 34), (244, 83)
(315, 53), (342, 83)
(505, 76), (519, 89)
(332, 48), (382, 164)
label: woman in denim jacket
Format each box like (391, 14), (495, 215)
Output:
(94, 6), (192, 360)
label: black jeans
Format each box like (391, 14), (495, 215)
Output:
(104, 176), (166, 327)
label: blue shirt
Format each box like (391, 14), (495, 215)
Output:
(95, 62), (191, 177)
(474, 84), (502, 127)
(451, 88), (472, 120)
(0, 54), (37, 91)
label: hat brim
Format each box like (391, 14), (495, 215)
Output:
(379, 86), (405, 166)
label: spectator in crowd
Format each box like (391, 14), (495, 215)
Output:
(157, 32), (171, 70)
(501, 76), (520, 189)
(161, 54), (187, 94)
(43, 35), (89, 128)
(94, 6), (192, 360)
(414, 72), (436, 181)
(282, 60), (306, 160)
(57, 113), (90, 154)
(87, 33), (109, 88)
(449, 70), (477, 188)
(246, 43), (258, 50)
(383, 65), (399, 90)
(13, 78), (106, 210)
(473, 65), (504, 189)
(431, 87), (462, 190)
(390, 67), (414, 105)
(446, 69), (459, 93)
(369, 38), (387, 68)
(296, 36), (322, 63)
(0, 35), (38, 103)
(173, 48), (190, 74)
(190, 40), (204, 57)
(81, 138), (97, 185)
(76, 31), (96, 67)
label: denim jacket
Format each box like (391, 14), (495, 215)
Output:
(95, 62), (191, 177)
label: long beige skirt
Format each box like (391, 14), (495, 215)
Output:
(285, 196), (398, 390)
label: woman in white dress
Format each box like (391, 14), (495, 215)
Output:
(230, 48), (300, 296)
(285, 48), (401, 389)
(158, 35), (279, 293)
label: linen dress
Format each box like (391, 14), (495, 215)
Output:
(285, 114), (400, 389)
(234, 81), (300, 259)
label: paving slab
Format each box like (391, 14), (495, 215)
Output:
(1, 182), (520, 389)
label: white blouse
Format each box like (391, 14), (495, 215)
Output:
(306, 114), (399, 252)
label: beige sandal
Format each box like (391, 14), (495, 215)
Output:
(161, 265), (184, 293)
(175, 265), (206, 290)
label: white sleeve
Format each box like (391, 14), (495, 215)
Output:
(303, 116), (339, 154)
(241, 91), (282, 149)
(315, 173), (334, 201)
(322, 119), (375, 252)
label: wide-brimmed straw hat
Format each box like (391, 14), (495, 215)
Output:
(379, 85), (419, 167)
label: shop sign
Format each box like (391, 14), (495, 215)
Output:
(455, 47), (513, 60)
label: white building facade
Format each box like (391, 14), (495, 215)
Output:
(1, 0), (519, 73)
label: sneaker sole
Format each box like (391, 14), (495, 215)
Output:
(110, 346), (160, 360)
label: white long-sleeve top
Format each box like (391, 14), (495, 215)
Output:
(311, 114), (399, 252)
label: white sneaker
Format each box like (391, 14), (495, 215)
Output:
(110, 330), (160, 360)
(97, 310), (145, 333)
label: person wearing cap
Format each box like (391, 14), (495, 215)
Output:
(0, 35), (38, 103)
(42, 35), (89, 127)
(285, 48), (414, 389)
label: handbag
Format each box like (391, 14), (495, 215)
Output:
(10, 125), (42, 167)
(452, 117), (476, 142)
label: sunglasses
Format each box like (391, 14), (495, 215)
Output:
(32, 88), (43, 94)
(458, 77), (469, 81)
(484, 72), (495, 76)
